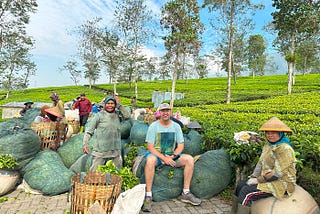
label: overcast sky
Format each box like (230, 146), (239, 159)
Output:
(26, 0), (278, 88)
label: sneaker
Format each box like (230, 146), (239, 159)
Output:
(141, 196), (152, 212)
(179, 192), (201, 205)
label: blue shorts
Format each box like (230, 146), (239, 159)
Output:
(145, 152), (182, 166)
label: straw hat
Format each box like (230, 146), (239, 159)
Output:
(259, 117), (293, 133)
(40, 105), (50, 116)
(45, 107), (63, 118)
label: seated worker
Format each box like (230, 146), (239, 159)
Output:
(20, 100), (34, 116)
(34, 105), (51, 123)
(45, 107), (64, 122)
(142, 103), (201, 212)
(231, 117), (296, 214)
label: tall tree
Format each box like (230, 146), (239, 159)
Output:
(295, 38), (320, 75)
(204, 0), (263, 103)
(95, 29), (124, 93)
(247, 34), (267, 77)
(272, 0), (320, 94)
(59, 60), (82, 86)
(194, 56), (209, 79)
(160, 0), (204, 108)
(75, 18), (102, 89)
(114, 0), (154, 99)
(0, 0), (37, 98)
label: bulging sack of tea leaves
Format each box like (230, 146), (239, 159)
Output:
(0, 118), (40, 169)
(22, 150), (74, 195)
(57, 133), (94, 168)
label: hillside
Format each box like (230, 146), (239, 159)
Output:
(0, 74), (319, 173)
(0, 74), (319, 202)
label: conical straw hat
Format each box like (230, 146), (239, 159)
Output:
(45, 107), (62, 118)
(259, 117), (293, 133)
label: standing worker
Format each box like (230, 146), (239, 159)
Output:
(73, 93), (92, 132)
(82, 94), (130, 171)
(50, 92), (65, 117)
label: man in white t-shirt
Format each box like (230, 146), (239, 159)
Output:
(141, 103), (201, 212)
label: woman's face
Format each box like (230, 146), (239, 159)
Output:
(104, 100), (116, 113)
(265, 131), (280, 143)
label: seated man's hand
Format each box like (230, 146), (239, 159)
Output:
(163, 155), (176, 167)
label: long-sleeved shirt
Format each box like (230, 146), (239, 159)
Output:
(83, 105), (130, 154)
(73, 98), (92, 116)
(257, 143), (296, 199)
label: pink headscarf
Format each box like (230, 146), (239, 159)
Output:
(154, 111), (160, 119)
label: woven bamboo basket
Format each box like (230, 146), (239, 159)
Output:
(68, 120), (80, 134)
(71, 172), (122, 214)
(30, 121), (68, 151)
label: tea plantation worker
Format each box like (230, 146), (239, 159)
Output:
(73, 93), (92, 133)
(231, 117), (296, 214)
(82, 95), (130, 172)
(19, 100), (34, 116)
(45, 106), (65, 122)
(33, 105), (51, 123)
(141, 103), (201, 212)
(50, 92), (65, 117)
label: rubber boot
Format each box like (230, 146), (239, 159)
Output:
(80, 125), (84, 133)
(230, 195), (238, 214)
(237, 204), (251, 214)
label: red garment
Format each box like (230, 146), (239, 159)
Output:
(73, 98), (92, 116)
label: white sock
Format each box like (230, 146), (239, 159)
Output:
(146, 191), (152, 197)
(183, 189), (190, 194)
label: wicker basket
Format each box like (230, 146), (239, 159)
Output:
(71, 172), (122, 214)
(30, 121), (68, 151)
(68, 120), (80, 134)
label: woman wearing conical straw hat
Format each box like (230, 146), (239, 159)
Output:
(231, 117), (296, 214)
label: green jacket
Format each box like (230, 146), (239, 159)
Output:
(83, 105), (130, 152)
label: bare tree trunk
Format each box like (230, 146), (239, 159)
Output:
(226, 0), (235, 104)
(134, 43), (138, 99)
(287, 34), (295, 95)
(170, 56), (179, 109)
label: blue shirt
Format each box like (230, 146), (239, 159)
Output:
(145, 120), (184, 155)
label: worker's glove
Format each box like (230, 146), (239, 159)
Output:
(246, 178), (258, 186)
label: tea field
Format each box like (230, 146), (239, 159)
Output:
(0, 74), (319, 172)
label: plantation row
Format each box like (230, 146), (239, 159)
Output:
(0, 74), (319, 173)
(178, 91), (320, 172)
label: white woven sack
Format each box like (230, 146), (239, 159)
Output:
(0, 170), (19, 196)
(111, 184), (146, 214)
(17, 179), (43, 195)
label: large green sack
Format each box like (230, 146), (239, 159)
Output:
(0, 118), (41, 169)
(21, 108), (41, 125)
(22, 150), (75, 195)
(57, 133), (94, 168)
(183, 130), (203, 156)
(69, 154), (93, 173)
(120, 119), (132, 139)
(190, 149), (231, 198)
(138, 163), (184, 202)
(129, 122), (149, 145)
